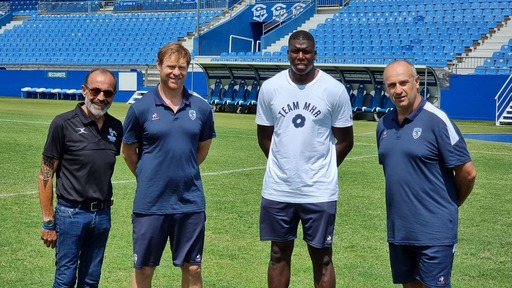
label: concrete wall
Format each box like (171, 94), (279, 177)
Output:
(440, 74), (507, 121)
(0, 69), (208, 102)
(0, 68), (507, 122)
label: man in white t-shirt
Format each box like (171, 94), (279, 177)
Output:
(255, 30), (354, 288)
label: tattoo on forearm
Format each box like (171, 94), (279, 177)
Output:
(41, 156), (54, 189)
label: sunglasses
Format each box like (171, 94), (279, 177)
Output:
(84, 85), (115, 98)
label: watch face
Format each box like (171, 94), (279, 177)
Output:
(43, 220), (54, 226)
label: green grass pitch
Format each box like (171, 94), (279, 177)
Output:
(0, 97), (511, 287)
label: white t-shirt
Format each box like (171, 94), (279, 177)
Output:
(255, 69), (353, 203)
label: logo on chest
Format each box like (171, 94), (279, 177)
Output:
(75, 127), (88, 134)
(412, 127), (422, 139)
(278, 101), (322, 128)
(189, 110), (197, 120)
(108, 128), (118, 143)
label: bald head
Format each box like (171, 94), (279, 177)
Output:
(384, 60), (417, 83)
(382, 59), (421, 116)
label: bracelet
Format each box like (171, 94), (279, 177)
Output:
(42, 223), (55, 230)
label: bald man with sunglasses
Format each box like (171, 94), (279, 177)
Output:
(38, 68), (123, 287)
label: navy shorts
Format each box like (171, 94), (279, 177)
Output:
(132, 212), (205, 268)
(389, 243), (456, 287)
(260, 197), (337, 248)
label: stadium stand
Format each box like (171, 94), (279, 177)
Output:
(0, 0), (38, 16)
(208, 0), (512, 74)
(0, 10), (221, 66)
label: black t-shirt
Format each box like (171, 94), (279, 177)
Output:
(42, 103), (123, 202)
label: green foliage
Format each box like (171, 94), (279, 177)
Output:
(0, 97), (511, 287)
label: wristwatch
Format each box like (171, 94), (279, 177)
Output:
(42, 219), (55, 227)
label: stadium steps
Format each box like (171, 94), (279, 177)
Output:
(452, 19), (512, 74)
(497, 102), (512, 125)
(264, 8), (340, 53)
(0, 16), (25, 34)
(471, 23), (512, 58)
(180, 0), (250, 56)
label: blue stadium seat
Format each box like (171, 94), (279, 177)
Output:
(208, 78), (225, 106)
(485, 67), (499, 75)
(226, 78), (247, 109)
(253, 51), (263, 62)
(262, 51), (272, 62)
(381, 95), (395, 111)
(474, 66), (486, 75)
(351, 84), (367, 112)
(243, 51), (254, 62)
(219, 52), (229, 62)
(271, 51), (282, 62)
(363, 85), (389, 113)
(497, 68), (511, 75)
(221, 79), (237, 106)
(240, 79), (259, 108)
(483, 58), (495, 67)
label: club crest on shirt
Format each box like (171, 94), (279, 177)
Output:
(107, 128), (117, 143)
(412, 127), (422, 139)
(189, 110), (197, 120)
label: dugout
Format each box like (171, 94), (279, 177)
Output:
(195, 61), (440, 118)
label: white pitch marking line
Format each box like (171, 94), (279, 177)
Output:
(0, 119), (50, 125)
(0, 155), (376, 198)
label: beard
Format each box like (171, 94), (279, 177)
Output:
(85, 97), (111, 118)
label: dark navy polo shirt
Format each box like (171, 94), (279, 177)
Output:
(122, 87), (216, 214)
(43, 103), (123, 202)
(376, 99), (472, 245)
